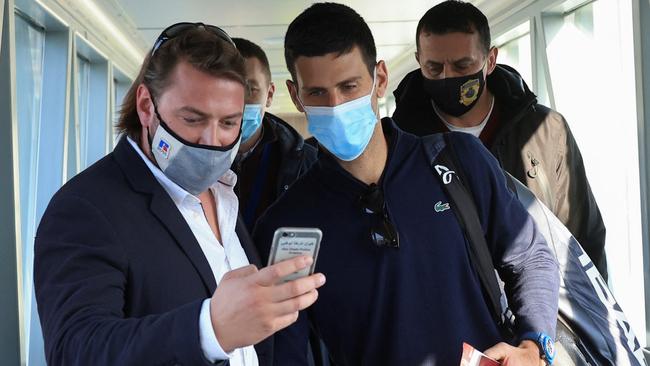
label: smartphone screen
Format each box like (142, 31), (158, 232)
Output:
(267, 227), (322, 282)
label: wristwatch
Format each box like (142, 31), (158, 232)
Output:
(520, 331), (556, 365)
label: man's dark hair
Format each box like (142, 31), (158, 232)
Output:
(232, 37), (272, 83)
(416, 0), (491, 54)
(284, 2), (376, 81)
(116, 27), (246, 141)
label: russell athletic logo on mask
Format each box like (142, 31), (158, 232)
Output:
(157, 139), (171, 159)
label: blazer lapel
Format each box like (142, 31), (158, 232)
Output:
(114, 137), (217, 294)
(149, 192), (217, 293)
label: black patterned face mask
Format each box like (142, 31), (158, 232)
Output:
(422, 62), (486, 117)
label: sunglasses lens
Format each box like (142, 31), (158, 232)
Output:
(152, 23), (234, 56)
(206, 25), (235, 45)
(371, 231), (388, 246)
(361, 184), (399, 248)
(366, 205), (399, 247)
(163, 23), (192, 37)
(373, 218), (399, 248)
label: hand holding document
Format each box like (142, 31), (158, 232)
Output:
(460, 343), (501, 366)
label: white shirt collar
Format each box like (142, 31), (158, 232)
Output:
(431, 95), (495, 138)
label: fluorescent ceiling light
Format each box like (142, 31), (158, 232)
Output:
(262, 35), (285, 46)
(77, 0), (144, 63)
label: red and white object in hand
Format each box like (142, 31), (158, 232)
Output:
(461, 342), (501, 366)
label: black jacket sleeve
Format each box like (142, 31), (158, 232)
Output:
(34, 193), (221, 366)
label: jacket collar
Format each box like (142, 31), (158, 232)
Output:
(264, 112), (316, 195)
(315, 118), (416, 198)
(113, 136), (261, 293)
(265, 112), (306, 154)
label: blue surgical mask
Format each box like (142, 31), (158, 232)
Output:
(299, 68), (378, 161)
(242, 104), (263, 142)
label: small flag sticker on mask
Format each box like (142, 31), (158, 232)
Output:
(157, 139), (171, 159)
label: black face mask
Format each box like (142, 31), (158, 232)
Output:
(422, 64), (486, 117)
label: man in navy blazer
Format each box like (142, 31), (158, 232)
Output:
(34, 23), (325, 366)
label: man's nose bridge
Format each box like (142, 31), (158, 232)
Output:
(328, 90), (343, 107)
(201, 122), (221, 146)
(441, 63), (454, 79)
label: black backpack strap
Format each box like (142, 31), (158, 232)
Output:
(424, 133), (509, 333)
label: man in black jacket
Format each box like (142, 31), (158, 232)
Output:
(392, 0), (607, 279)
(34, 23), (325, 366)
(232, 38), (317, 231)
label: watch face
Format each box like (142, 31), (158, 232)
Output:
(543, 336), (555, 359)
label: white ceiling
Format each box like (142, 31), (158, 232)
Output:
(101, 0), (521, 113)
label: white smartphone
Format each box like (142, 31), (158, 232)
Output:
(267, 227), (322, 282)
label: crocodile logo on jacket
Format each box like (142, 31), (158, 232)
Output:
(434, 201), (450, 213)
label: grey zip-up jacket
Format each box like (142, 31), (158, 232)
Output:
(392, 64), (607, 279)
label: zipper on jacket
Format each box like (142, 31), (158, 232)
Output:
(526, 151), (554, 209)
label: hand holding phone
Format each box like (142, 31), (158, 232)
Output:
(267, 227), (322, 283)
(210, 255), (325, 353)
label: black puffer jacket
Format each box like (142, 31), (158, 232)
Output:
(392, 64), (607, 279)
(232, 112), (317, 233)
(265, 112), (318, 196)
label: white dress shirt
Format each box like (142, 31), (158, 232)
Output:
(128, 138), (259, 366)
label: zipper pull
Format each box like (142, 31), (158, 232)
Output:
(527, 151), (539, 178)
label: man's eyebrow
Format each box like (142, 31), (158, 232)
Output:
(301, 85), (326, 94)
(222, 112), (243, 121)
(425, 60), (443, 67)
(425, 57), (475, 66)
(336, 76), (363, 87)
(177, 106), (209, 117)
(300, 76), (364, 91)
(453, 57), (475, 64)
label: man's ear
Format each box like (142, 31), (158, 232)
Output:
(265, 81), (276, 108)
(375, 60), (389, 99)
(414, 51), (420, 65)
(486, 47), (499, 75)
(286, 79), (305, 113)
(136, 84), (155, 129)
(135, 84), (157, 158)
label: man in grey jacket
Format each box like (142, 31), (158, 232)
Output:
(392, 0), (607, 279)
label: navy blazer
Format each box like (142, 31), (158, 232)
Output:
(34, 137), (272, 366)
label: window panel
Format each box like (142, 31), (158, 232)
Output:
(545, 0), (645, 343)
(74, 42), (109, 168)
(0, 0), (5, 51)
(498, 33), (532, 88)
(14, 15), (44, 347)
(495, 21), (533, 90)
(8, 0), (138, 364)
(86, 61), (109, 163)
(67, 66), (78, 180)
(76, 54), (90, 167)
(112, 74), (130, 146)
